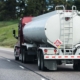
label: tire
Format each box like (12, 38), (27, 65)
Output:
(41, 51), (45, 71)
(23, 48), (26, 63)
(14, 50), (19, 61)
(73, 60), (80, 71)
(73, 64), (78, 71)
(21, 48), (23, 63)
(37, 51), (41, 70)
(15, 57), (19, 60)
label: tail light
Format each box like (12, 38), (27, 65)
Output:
(44, 49), (48, 53)
(54, 49), (57, 54)
(64, 10), (72, 12)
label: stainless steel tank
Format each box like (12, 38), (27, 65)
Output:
(23, 10), (80, 48)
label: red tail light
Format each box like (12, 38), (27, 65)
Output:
(44, 49), (48, 53)
(54, 49), (57, 53)
(64, 10), (72, 12)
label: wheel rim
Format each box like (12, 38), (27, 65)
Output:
(21, 53), (23, 61)
(41, 54), (44, 70)
(14, 51), (16, 58)
(23, 53), (25, 61)
(23, 49), (26, 62)
(14, 50), (16, 55)
(38, 56), (40, 67)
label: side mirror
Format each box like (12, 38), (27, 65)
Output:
(13, 30), (18, 39)
(13, 30), (15, 35)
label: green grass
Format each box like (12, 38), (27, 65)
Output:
(0, 20), (18, 48)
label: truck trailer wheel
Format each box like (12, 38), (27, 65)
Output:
(19, 53), (23, 62)
(41, 51), (45, 71)
(37, 51), (41, 70)
(14, 50), (19, 60)
(73, 60), (80, 71)
(22, 48), (27, 63)
(20, 48), (23, 63)
(15, 57), (19, 60)
(73, 64), (78, 71)
(21, 47), (27, 63)
(21, 53), (23, 63)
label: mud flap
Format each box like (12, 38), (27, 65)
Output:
(44, 60), (57, 70)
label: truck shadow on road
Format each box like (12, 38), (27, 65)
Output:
(44, 66), (80, 72)
(12, 59), (80, 72)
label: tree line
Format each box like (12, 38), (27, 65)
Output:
(0, 0), (80, 21)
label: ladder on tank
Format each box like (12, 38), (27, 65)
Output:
(55, 5), (77, 55)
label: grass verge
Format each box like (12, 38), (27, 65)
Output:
(0, 20), (18, 48)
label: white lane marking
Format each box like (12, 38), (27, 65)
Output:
(7, 59), (11, 62)
(19, 66), (25, 69)
(41, 78), (46, 80)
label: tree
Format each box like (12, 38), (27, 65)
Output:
(16, 0), (26, 17)
(26, 0), (47, 16)
(66, 0), (74, 10)
(0, 0), (75, 21)
(47, 0), (74, 11)
(47, 0), (66, 11)
(0, 0), (17, 20)
(74, 0), (80, 11)
(0, 1), (6, 20)
(5, 0), (16, 19)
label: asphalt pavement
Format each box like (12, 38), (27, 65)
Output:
(0, 47), (45, 80)
(0, 47), (80, 80)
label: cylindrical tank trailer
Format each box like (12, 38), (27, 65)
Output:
(23, 10), (80, 48)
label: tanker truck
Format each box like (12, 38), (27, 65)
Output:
(13, 5), (80, 71)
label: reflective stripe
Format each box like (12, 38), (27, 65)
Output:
(44, 55), (80, 59)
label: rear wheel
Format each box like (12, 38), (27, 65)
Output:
(14, 50), (19, 61)
(37, 51), (41, 70)
(73, 60), (80, 71)
(19, 53), (24, 62)
(21, 47), (27, 63)
(21, 48), (23, 63)
(23, 48), (27, 63)
(73, 64), (78, 71)
(15, 57), (19, 60)
(41, 51), (45, 71)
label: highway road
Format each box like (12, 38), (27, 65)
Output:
(0, 47), (80, 80)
